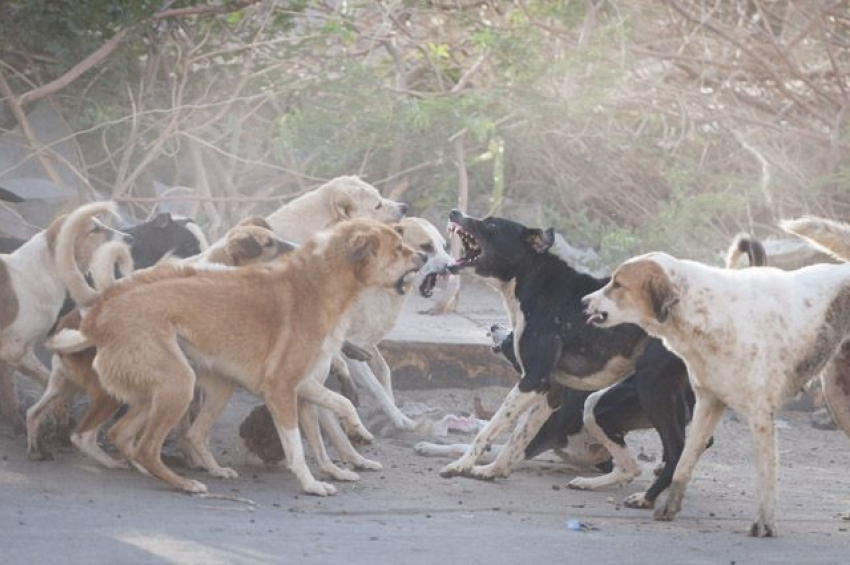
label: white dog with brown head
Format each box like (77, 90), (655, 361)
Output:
(582, 248), (850, 537)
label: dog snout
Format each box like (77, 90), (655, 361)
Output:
(449, 209), (463, 223)
(414, 252), (427, 268)
(398, 203), (410, 216)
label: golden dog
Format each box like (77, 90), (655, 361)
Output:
(51, 218), (424, 495)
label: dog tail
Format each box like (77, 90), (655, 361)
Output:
(46, 328), (94, 354)
(725, 234), (768, 268)
(781, 216), (850, 262)
(89, 240), (134, 294)
(56, 202), (122, 307)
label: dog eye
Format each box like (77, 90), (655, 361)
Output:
(375, 202), (382, 210)
(264, 240), (275, 247)
(421, 243), (434, 253)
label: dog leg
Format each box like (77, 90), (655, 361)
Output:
(347, 358), (415, 431)
(625, 386), (690, 509)
(265, 389), (336, 496)
(367, 346), (393, 399)
(467, 397), (553, 480)
(16, 349), (50, 388)
(317, 409), (382, 470)
(179, 374), (238, 479)
(107, 402), (151, 472)
(655, 389), (724, 522)
(747, 410), (778, 537)
(0, 362), (23, 431)
(821, 342), (850, 441)
(297, 378), (373, 444)
(131, 372), (207, 494)
(26, 357), (72, 460)
(299, 403), (359, 481)
(569, 387), (641, 491)
(71, 386), (124, 469)
(439, 386), (541, 478)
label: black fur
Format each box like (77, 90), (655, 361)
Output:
(122, 213), (202, 268)
(448, 209), (646, 394)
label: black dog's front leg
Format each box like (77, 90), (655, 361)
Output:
(489, 324), (521, 373)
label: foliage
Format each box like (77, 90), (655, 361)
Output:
(0, 0), (847, 266)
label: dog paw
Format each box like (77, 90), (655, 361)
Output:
(392, 414), (416, 431)
(349, 457), (382, 471)
(347, 425), (374, 445)
(303, 480), (338, 496)
(182, 479), (209, 494)
(209, 466), (239, 480)
(567, 477), (597, 490)
(326, 467), (360, 482)
(748, 519), (776, 538)
(653, 496), (681, 521)
(413, 441), (437, 456)
(623, 492), (654, 509)
(466, 466), (500, 481)
(439, 461), (467, 478)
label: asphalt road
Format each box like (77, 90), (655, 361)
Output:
(1, 388), (849, 565)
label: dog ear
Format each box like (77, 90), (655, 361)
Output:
(152, 213), (173, 228)
(333, 191), (355, 221)
(347, 232), (379, 264)
(523, 228), (555, 254)
(227, 233), (263, 265)
(645, 271), (679, 323)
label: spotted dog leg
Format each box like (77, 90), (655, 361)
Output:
(439, 386), (541, 478)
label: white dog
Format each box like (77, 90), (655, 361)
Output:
(582, 226), (850, 537)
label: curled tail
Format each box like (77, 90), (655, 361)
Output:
(725, 234), (768, 268)
(89, 240), (134, 293)
(780, 216), (850, 262)
(56, 202), (123, 306)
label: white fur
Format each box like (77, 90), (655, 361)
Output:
(584, 252), (850, 536)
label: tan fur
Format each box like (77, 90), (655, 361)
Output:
(607, 260), (679, 324)
(30, 220), (294, 466)
(74, 219), (422, 494)
(781, 216), (850, 262)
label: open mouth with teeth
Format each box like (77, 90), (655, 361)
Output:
(586, 309), (608, 325)
(419, 271), (451, 298)
(395, 268), (420, 295)
(447, 222), (482, 273)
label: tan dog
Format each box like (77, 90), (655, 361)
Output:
(29, 206), (293, 468)
(0, 208), (111, 428)
(51, 219), (424, 495)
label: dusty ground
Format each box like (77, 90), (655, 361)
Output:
(2, 280), (849, 564)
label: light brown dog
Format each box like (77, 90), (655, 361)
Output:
(51, 218), (424, 495)
(28, 207), (294, 467)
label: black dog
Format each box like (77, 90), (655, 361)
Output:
(435, 210), (648, 481)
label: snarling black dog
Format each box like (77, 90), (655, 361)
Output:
(434, 210), (648, 482)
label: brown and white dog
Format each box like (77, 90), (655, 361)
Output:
(50, 218), (424, 495)
(582, 223), (850, 537)
(0, 208), (111, 428)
